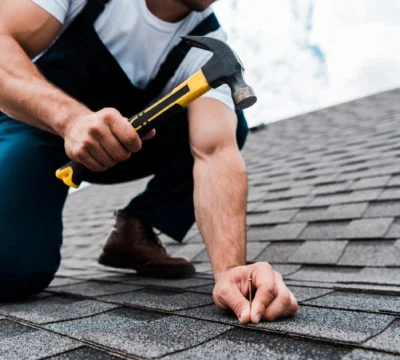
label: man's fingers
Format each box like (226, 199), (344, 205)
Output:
(213, 282), (250, 324)
(263, 274), (299, 321)
(141, 129), (156, 141)
(249, 262), (277, 324)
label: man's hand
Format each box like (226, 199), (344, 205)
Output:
(62, 108), (155, 172)
(212, 262), (298, 324)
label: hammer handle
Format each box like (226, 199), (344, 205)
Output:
(56, 70), (211, 188)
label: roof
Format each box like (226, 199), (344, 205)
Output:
(1, 88), (400, 359)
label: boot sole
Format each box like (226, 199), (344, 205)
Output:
(98, 253), (196, 279)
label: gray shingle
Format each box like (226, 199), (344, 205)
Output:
(288, 240), (348, 264)
(347, 268), (400, 285)
(338, 240), (400, 267)
(295, 203), (368, 222)
(343, 349), (400, 360)
(49, 281), (141, 297)
(343, 218), (393, 238)
(379, 187), (400, 200)
(308, 189), (382, 207)
(121, 275), (214, 289)
(46, 308), (231, 358)
(287, 286), (332, 302)
(246, 242), (270, 261)
(256, 196), (312, 211)
(350, 176), (390, 190)
(163, 328), (350, 360)
(178, 305), (394, 343)
(299, 222), (349, 240)
(255, 242), (304, 263)
(365, 201), (400, 218)
(286, 266), (362, 283)
(101, 288), (214, 311)
(168, 243), (205, 259)
(0, 296), (118, 324)
(305, 292), (400, 314)
(0, 320), (81, 360)
(46, 347), (122, 360)
(48, 277), (86, 288)
(246, 225), (274, 241)
(271, 264), (302, 276)
(385, 219), (400, 238)
(247, 209), (298, 225)
(364, 319), (400, 353)
(261, 223), (307, 240)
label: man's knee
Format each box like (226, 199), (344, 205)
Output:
(0, 249), (59, 301)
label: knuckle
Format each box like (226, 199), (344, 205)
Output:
(266, 284), (278, 299)
(281, 292), (292, 308)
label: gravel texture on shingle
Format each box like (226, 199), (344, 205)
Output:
(299, 221), (349, 240)
(255, 242), (304, 263)
(305, 291), (400, 314)
(178, 305), (394, 343)
(286, 266), (362, 283)
(338, 240), (400, 267)
(247, 209), (299, 225)
(45, 307), (232, 358)
(365, 201), (400, 218)
(343, 218), (393, 238)
(364, 319), (400, 353)
(48, 277), (86, 288)
(101, 288), (214, 311)
(163, 328), (351, 360)
(287, 286), (333, 302)
(120, 275), (214, 289)
(49, 281), (141, 297)
(45, 346), (123, 360)
(343, 349), (400, 360)
(288, 240), (348, 264)
(0, 296), (118, 324)
(0, 320), (81, 360)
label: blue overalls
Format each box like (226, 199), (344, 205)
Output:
(0, 0), (248, 299)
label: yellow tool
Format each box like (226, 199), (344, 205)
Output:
(56, 35), (257, 188)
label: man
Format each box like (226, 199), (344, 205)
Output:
(0, 0), (298, 324)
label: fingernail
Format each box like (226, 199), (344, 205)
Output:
(254, 312), (262, 324)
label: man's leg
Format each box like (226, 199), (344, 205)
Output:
(0, 115), (68, 300)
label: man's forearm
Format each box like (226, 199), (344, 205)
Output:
(0, 34), (90, 136)
(193, 147), (248, 280)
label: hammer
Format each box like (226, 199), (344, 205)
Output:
(56, 35), (257, 188)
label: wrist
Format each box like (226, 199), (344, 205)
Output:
(55, 103), (91, 138)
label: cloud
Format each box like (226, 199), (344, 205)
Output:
(213, 0), (400, 126)
(311, 0), (400, 106)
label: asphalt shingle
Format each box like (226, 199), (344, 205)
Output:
(343, 349), (400, 360)
(343, 218), (393, 238)
(261, 222), (307, 240)
(0, 320), (81, 360)
(294, 203), (368, 222)
(46, 347), (123, 359)
(164, 328), (350, 360)
(288, 240), (348, 264)
(255, 242), (304, 263)
(305, 291), (400, 314)
(0, 295), (118, 324)
(299, 222), (349, 240)
(338, 240), (400, 267)
(287, 286), (332, 302)
(178, 305), (394, 343)
(49, 281), (141, 297)
(247, 209), (298, 225)
(102, 288), (214, 311)
(364, 319), (400, 354)
(365, 201), (400, 218)
(46, 307), (232, 358)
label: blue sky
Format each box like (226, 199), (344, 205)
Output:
(213, 0), (400, 127)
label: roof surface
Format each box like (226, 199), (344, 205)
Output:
(1, 88), (400, 359)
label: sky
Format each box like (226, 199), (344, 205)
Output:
(212, 0), (400, 127)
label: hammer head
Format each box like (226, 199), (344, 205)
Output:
(182, 35), (257, 110)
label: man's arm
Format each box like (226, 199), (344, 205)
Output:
(0, 0), (151, 171)
(188, 97), (298, 324)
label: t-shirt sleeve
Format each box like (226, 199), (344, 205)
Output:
(31, 0), (70, 24)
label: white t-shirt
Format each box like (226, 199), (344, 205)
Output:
(32, 0), (234, 110)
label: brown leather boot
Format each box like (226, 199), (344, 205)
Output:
(98, 211), (195, 278)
